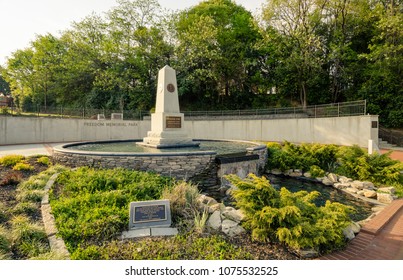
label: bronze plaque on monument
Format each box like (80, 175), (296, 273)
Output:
(166, 116), (182, 128)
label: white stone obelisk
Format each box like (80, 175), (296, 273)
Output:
(140, 65), (199, 148)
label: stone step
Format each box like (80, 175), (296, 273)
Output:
(378, 138), (397, 149)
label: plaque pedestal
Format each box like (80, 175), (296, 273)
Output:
(139, 65), (199, 149)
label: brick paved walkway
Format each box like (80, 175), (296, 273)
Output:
(320, 199), (403, 260)
(381, 149), (403, 162)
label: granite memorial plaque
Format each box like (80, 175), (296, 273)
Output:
(129, 199), (171, 229)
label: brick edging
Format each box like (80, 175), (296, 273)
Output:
(360, 199), (403, 235)
(41, 173), (70, 259)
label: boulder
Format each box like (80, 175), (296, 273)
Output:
(287, 169), (303, 177)
(351, 180), (365, 190)
(363, 190), (377, 199)
(208, 203), (222, 214)
(342, 227), (355, 241)
(347, 222), (361, 234)
(338, 176), (353, 184)
(377, 193), (394, 204)
(270, 169), (283, 175)
(357, 190), (366, 196)
(345, 187), (358, 194)
(207, 210), (222, 230)
(362, 181), (375, 190)
(334, 183), (350, 189)
(303, 172), (312, 178)
(298, 248), (319, 259)
(221, 219), (245, 237)
(322, 177), (334, 186)
(222, 207), (245, 223)
(378, 187), (396, 195)
(327, 173), (338, 183)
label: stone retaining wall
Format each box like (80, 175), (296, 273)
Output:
(53, 150), (217, 184)
(53, 143), (268, 187)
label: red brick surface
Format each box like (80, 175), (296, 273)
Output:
(319, 199), (403, 260)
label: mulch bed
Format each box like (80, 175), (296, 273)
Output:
(0, 156), (49, 210)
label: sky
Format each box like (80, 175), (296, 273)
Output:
(0, 0), (265, 67)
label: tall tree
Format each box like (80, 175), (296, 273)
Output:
(359, 0), (403, 127)
(262, 0), (328, 108)
(175, 0), (262, 109)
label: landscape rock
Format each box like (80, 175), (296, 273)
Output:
(338, 176), (353, 184)
(342, 227), (356, 241)
(270, 169), (283, 175)
(347, 222), (361, 234)
(207, 210), (222, 230)
(322, 177), (334, 186)
(303, 172), (312, 178)
(327, 173), (338, 183)
(221, 219), (245, 237)
(287, 169), (303, 177)
(298, 249), (319, 259)
(334, 183), (350, 189)
(363, 190), (377, 198)
(351, 180), (365, 190)
(362, 181), (375, 190)
(345, 187), (358, 194)
(357, 190), (365, 196)
(222, 207), (245, 222)
(377, 193), (394, 204)
(378, 187), (395, 195)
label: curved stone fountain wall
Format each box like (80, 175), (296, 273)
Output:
(52, 140), (267, 187)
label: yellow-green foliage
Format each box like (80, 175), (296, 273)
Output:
(227, 174), (353, 252)
(36, 156), (51, 166)
(12, 162), (34, 171)
(0, 155), (25, 167)
(337, 145), (403, 186)
(266, 142), (338, 172)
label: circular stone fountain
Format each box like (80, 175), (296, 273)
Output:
(52, 66), (267, 186)
(53, 139), (267, 187)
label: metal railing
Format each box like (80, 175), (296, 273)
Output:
(0, 100), (366, 120)
(379, 126), (403, 147)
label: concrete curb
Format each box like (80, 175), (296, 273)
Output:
(41, 173), (70, 259)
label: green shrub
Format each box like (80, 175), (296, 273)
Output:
(309, 165), (326, 178)
(12, 162), (34, 171)
(337, 145), (403, 186)
(0, 155), (25, 167)
(226, 174), (353, 253)
(37, 156), (51, 166)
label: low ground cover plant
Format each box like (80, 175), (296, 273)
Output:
(0, 155), (25, 167)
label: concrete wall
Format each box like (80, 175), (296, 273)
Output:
(0, 115), (378, 148)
